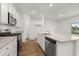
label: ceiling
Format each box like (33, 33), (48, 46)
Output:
(14, 3), (79, 20)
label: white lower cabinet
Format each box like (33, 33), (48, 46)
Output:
(37, 34), (45, 52)
(0, 37), (17, 56)
(56, 40), (79, 56)
(76, 40), (79, 56)
(8, 39), (17, 56)
(0, 45), (8, 56)
(56, 41), (74, 56)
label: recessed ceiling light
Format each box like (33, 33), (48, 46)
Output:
(32, 10), (35, 14)
(49, 3), (53, 7)
(59, 14), (63, 17)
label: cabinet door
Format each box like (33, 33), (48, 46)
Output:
(12, 38), (17, 56)
(76, 40), (79, 56)
(40, 35), (45, 52)
(8, 41), (14, 56)
(56, 41), (74, 56)
(1, 3), (8, 24)
(37, 34), (45, 52)
(0, 44), (8, 56)
(8, 39), (17, 56)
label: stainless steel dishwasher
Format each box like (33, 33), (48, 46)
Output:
(45, 37), (56, 56)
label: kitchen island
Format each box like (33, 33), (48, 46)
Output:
(37, 33), (79, 56)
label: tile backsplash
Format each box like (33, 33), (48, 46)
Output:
(0, 24), (21, 33)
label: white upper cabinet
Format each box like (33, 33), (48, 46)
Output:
(0, 3), (21, 27)
(1, 3), (8, 24)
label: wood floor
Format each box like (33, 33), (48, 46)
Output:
(19, 40), (45, 56)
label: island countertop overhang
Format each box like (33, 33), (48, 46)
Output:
(38, 33), (79, 42)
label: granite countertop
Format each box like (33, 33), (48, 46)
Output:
(0, 32), (22, 36)
(38, 33), (79, 42)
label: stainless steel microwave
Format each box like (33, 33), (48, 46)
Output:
(8, 12), (17, 26)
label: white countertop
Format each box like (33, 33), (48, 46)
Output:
(38, 33), (79, 42)
(71, 34), (79, 40)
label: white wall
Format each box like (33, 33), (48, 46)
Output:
(44, 15), (79, 38)
(45, 19), (59, 34)
(26, 17), (59, 40)
(57, 15), (79, 36)
(29, 17), (43, 40)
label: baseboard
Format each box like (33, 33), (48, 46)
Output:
(37, 43), (46, 56)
